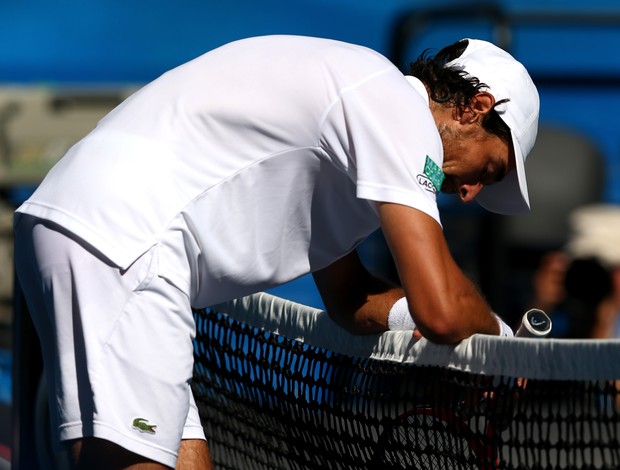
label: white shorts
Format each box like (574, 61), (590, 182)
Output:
(14, 214), (206, 468)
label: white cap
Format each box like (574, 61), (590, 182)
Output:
(446, 39), (540, 215)
(566, 204), (620, 268)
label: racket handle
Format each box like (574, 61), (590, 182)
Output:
(515, 309), (552, 338)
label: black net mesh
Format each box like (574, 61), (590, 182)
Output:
(192, 307), (620, 470)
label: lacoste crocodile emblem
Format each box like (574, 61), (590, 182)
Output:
(132, 417), (157, 434)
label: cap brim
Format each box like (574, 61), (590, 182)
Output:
(476, 132), (530, 215)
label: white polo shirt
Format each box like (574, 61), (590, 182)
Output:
(16, 35), (443, 307)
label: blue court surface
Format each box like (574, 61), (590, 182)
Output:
(266, 274), (325, 311)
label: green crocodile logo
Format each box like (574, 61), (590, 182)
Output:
(132, 417), (157, 434)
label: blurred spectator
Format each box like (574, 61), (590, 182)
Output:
(530, 204), (620, 338)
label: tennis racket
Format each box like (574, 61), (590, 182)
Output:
(371, 310), (552, 469)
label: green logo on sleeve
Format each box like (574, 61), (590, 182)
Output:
(423, 156), (444, 192)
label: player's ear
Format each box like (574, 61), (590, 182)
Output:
(458, 92), (495, 124)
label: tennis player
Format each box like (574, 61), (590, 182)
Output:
(14, 36), (539, 468)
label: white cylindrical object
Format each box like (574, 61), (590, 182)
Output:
(515, 308), (552, 338)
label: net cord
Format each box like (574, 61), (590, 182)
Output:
(212, 292), (620, 381)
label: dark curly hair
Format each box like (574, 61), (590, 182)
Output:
(409, 39), (511, 144)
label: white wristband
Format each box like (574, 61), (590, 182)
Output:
(494, 313), (514, 337)
(387, 297), (416, 331)
(388, 298), (512, 336)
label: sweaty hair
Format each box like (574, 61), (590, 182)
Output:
(408, 39), (511, 144)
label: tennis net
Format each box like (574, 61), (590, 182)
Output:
(192, 292), (620, 470)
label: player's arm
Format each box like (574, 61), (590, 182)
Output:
(377, 202), (499, 343)
(314, 202), (500, 343)
(313, 249), (404, 334)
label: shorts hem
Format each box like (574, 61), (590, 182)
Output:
(59, 421), (178, 468)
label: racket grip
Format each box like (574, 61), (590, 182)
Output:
(515, 309), (552, 338)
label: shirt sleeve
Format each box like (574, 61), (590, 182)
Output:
(320, 68), (444, 226)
